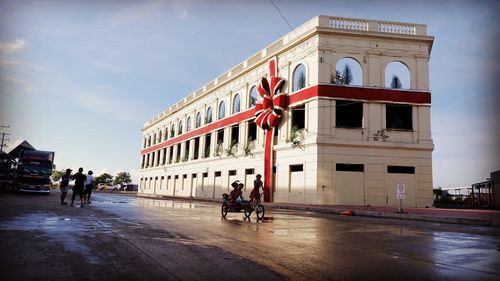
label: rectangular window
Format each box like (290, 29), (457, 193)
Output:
(204, 133), (211, 158)
(386, 105), (412, 131)
(387, 165), (415, 174)
(336, 100), (363, 128)
(183, 174), (187, 179)
(176, 143), (181, 162)
(168, 146), (173, 164)
(336, 163), (364, 172)
(174, 175), (179, 179)
(146, 154), (150, 168)
(216, 129), (224, 156)
(229, 170), (237, 176)
(215, 171), (221, 177)
(290, 164), (303, 172)
(247, 120), (257, 141)
(162, 148), (167, 165)
(203, 172), (208, 177)
(245, 168), (254, 175)
(151, 153), (155, 167)
(141, 155), (145, 168)
(291, 104), (306, 130)
(217, 129), (224, 144)
(193, 137), (200, 160)
(167, 175), (171, 179)
(192, 173), (197, 178)
(184, 141), (190, 161)
(156, 150), (161, 166)
(231, 125), (239, 145)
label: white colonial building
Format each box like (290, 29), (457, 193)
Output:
(139, 16), (434, 208)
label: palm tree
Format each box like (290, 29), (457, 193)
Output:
(391, 75), (402, 89)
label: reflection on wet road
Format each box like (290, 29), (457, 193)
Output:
(2, 192), (499, 281)
(89, 193), (500, 281)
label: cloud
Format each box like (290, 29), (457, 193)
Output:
(108, 0), (195, 27)
(0, 39), (25, 55)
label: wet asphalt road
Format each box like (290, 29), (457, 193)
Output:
(1, 192), (499, 281)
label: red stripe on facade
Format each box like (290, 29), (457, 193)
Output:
(141, 85), (431, 155)
(141, 110), (254, 154)
(288, 84), (431, 105)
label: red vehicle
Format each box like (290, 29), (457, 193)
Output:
(221, 193), (265, 220)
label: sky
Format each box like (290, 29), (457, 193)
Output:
(0, 0), (499, 188)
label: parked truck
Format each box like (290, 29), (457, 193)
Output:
(12, 150), (55, 194)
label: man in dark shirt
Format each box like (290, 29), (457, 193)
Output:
(70, 167), (87, 207)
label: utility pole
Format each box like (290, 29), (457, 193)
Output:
(0, 125), (10, 152)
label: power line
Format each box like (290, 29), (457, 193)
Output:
(269, 0), (301, 40)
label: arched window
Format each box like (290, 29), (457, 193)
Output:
(218, 101), (226, 120)
(292, 64), (307, 92)
(186, 116), (192, 132)
(170, 124), (175, 138)
(164, 128), (168, 140)
(385, 61), (410, 89)
(178, 120), (183, 135)
(148, 135), (151, 146)
(144, 137), (147, 148)
(249, 86), (258, 108)
(159, 131), (162, 143)
(333, 58), (363, 86)
(153, 133), (157, 145)
(196, 112), (202, 128)
(206, 107), (213, 124)
(232, 93), (240, 114)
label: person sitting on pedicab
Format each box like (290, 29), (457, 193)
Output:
(235, 183), (245, 204)
(228, 181), (240, 203)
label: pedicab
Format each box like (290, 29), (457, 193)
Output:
(221, 193), (265, 220)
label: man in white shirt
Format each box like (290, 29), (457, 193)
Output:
(83, 171), (94, 204)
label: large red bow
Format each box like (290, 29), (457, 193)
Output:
(254, 76), (288, 130)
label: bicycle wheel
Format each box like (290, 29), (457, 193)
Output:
(255, 204), (265, 220)
(244, 207), (251, 218)
(221, 203), (228, 218)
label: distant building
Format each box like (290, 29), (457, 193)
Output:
(491, 170), (500, 209)
(139, 16), (434, 208)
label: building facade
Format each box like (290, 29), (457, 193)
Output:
(139, 16), (434, 208)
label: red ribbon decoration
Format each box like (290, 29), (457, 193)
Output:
(254, 59), (288, 202)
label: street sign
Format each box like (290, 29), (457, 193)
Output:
(396, 184), (406, 200)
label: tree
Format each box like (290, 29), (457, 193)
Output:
(341, 64), (353, 85)
(51, 169), (65, 182)
(95, 173), (113, 185)
(114, 172), (132, 186)
(331, 70), (342, 84)
(391, 75), (402, 89)
(297, 72), (306, 90)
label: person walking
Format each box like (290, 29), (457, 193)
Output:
(70, 167), (86, 207)
(83, 170), (94, 204)
(60, 168), (72, 205)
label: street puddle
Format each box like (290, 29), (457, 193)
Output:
(0, 212), (102, 265)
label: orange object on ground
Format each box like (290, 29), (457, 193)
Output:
(341, 209), (354, 216)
